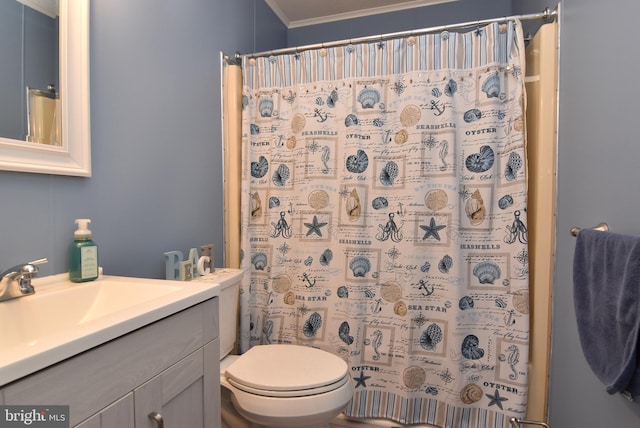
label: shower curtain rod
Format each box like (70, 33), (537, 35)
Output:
(229, 6), (557, 63)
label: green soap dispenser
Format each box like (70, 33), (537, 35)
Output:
(69, 218), (99, 282)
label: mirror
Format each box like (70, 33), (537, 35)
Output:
(0, 0), (90, 176)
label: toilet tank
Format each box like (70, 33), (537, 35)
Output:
(194, 269), (242, 360)
(218, 270), (241, 360)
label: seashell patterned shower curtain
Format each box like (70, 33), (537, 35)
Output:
(238, 20), (529, 428)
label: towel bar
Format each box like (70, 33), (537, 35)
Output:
(570, 222), (609, 237)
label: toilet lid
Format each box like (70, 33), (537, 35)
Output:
(225, 344), (349, 395)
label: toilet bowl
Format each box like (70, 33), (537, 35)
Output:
(210, 270), (353, 428)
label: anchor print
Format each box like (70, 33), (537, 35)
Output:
(314, 108), (328, 122)
(429, 99), (445, 116)
(417, 279), (435, 296)
(301, 272), (316, 288)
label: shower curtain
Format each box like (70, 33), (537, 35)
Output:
(237, 20), (529, 428)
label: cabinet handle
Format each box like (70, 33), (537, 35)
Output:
(148, 411), (164, 428)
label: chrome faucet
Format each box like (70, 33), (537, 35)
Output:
(0, 258), (48, 302)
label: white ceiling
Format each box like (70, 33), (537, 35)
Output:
(265, 0), (458, 28)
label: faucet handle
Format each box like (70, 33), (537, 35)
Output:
(22, 258), (48, 276)
(28, 258), (48, 266)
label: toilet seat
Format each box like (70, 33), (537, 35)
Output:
(225, 344), (349, 397)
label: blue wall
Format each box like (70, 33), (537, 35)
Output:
(0, 0), (286, 279)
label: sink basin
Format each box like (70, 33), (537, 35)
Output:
(0, 269), (243, 386)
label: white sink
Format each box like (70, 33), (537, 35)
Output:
(0, 269), (243, 386)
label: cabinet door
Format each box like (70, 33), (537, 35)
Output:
(75, 393), (134, 428)
(134, 340), (220, 428)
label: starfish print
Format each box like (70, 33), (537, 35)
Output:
(354, 370), (371, 388)
(304, 215), (328, 237)
(486, 389), (508, 410)
(420, 217), (446, 241)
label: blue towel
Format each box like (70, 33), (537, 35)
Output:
(573, 229), (640, 397)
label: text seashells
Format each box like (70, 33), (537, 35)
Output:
(346, 149), (369, 173)
(349, 256), (371, 278)
(357, 88), (381, 109)
(303, 312), (323, 337)
(272, 164), (290, 187)
(420, 323), (443, 351)
(380, 161), (399, 186)
(259, 97), (274, 117)
(251, 252), (268, 270)
(481, 74), (501, 98)
(473, 261), (502, 284)
(372, 197), (388, 210)
(465, 145), (494, 173)
(250, 155), (269, 178)
(461, 334), (485, 360)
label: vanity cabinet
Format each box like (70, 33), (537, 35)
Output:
(0, 298), (221, 428)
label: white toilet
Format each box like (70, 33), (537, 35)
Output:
(217, 271), (354, 428)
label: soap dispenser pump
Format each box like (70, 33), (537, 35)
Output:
(69, 218), (99, 282)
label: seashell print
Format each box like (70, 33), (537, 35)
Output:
(286, 135), (297, 149)
(337, 285), (349, 298)
(394, 301), (408, 316)
(445, 79), (458, 96)
(403, 366), (426, 389)
(346, 189), (361, 221)
(272, 164), (290, 187)
(357, 88), (381, 109)
(315, 96), (324, 106)
(465, 189), (486, 225)
(513, 115), (525, 131)
(349, 256), (371, 278)
(432, 87), (442, 97)
(327, 90), (339, 108)
(498, 194), (514, 209)
(459, 296), (474, 310)
(505, 152), (523, 181)
(461, 335), (485, 360)
(319, 249), (333, 266)
(263, 320), (273, 343)
(344, 114), (359, 127)
(242, 95), (249, 110)
(259, 97), (274, 117)
(380, 161), (399, 186)
(291, 113), (306, 133)
(420, 323), (443, 351)
(426, 387), (438, 395)
(473, 261), (502, 284)
(425, 189), (448, 211)
(394, 129), (409, 145)
(308, 190), (329, 210)
(463, 109), (482, 123)
(304, 256), (313, 266)
(460, 384), (483, 404)
(251, 252), (268, 270)
(372, 118), (384, 127)
(272, 275), (292, 293)
(372, 197), (388, 210)
(250, 123), (260, 135)
(495, 298), (507, 308)
(251, 192), (262, 219)
(482, 74), (501, 98)
(338, 321), (354, 345)
(303, 312), (323, 337)
(250, 155), (269, 178)
(268, 196), (280, 209)
(512, 289), (530, 314)
(380, 281), (402, 303)
(421, 261), (431, 273)
(346, 149), (369, 173)
(465, 145), (494, 173)
(283, 291), (295, 305)
(400, 105), (421, 127)
(438, 254), (453, 273)
(364, 289), (375, 299)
